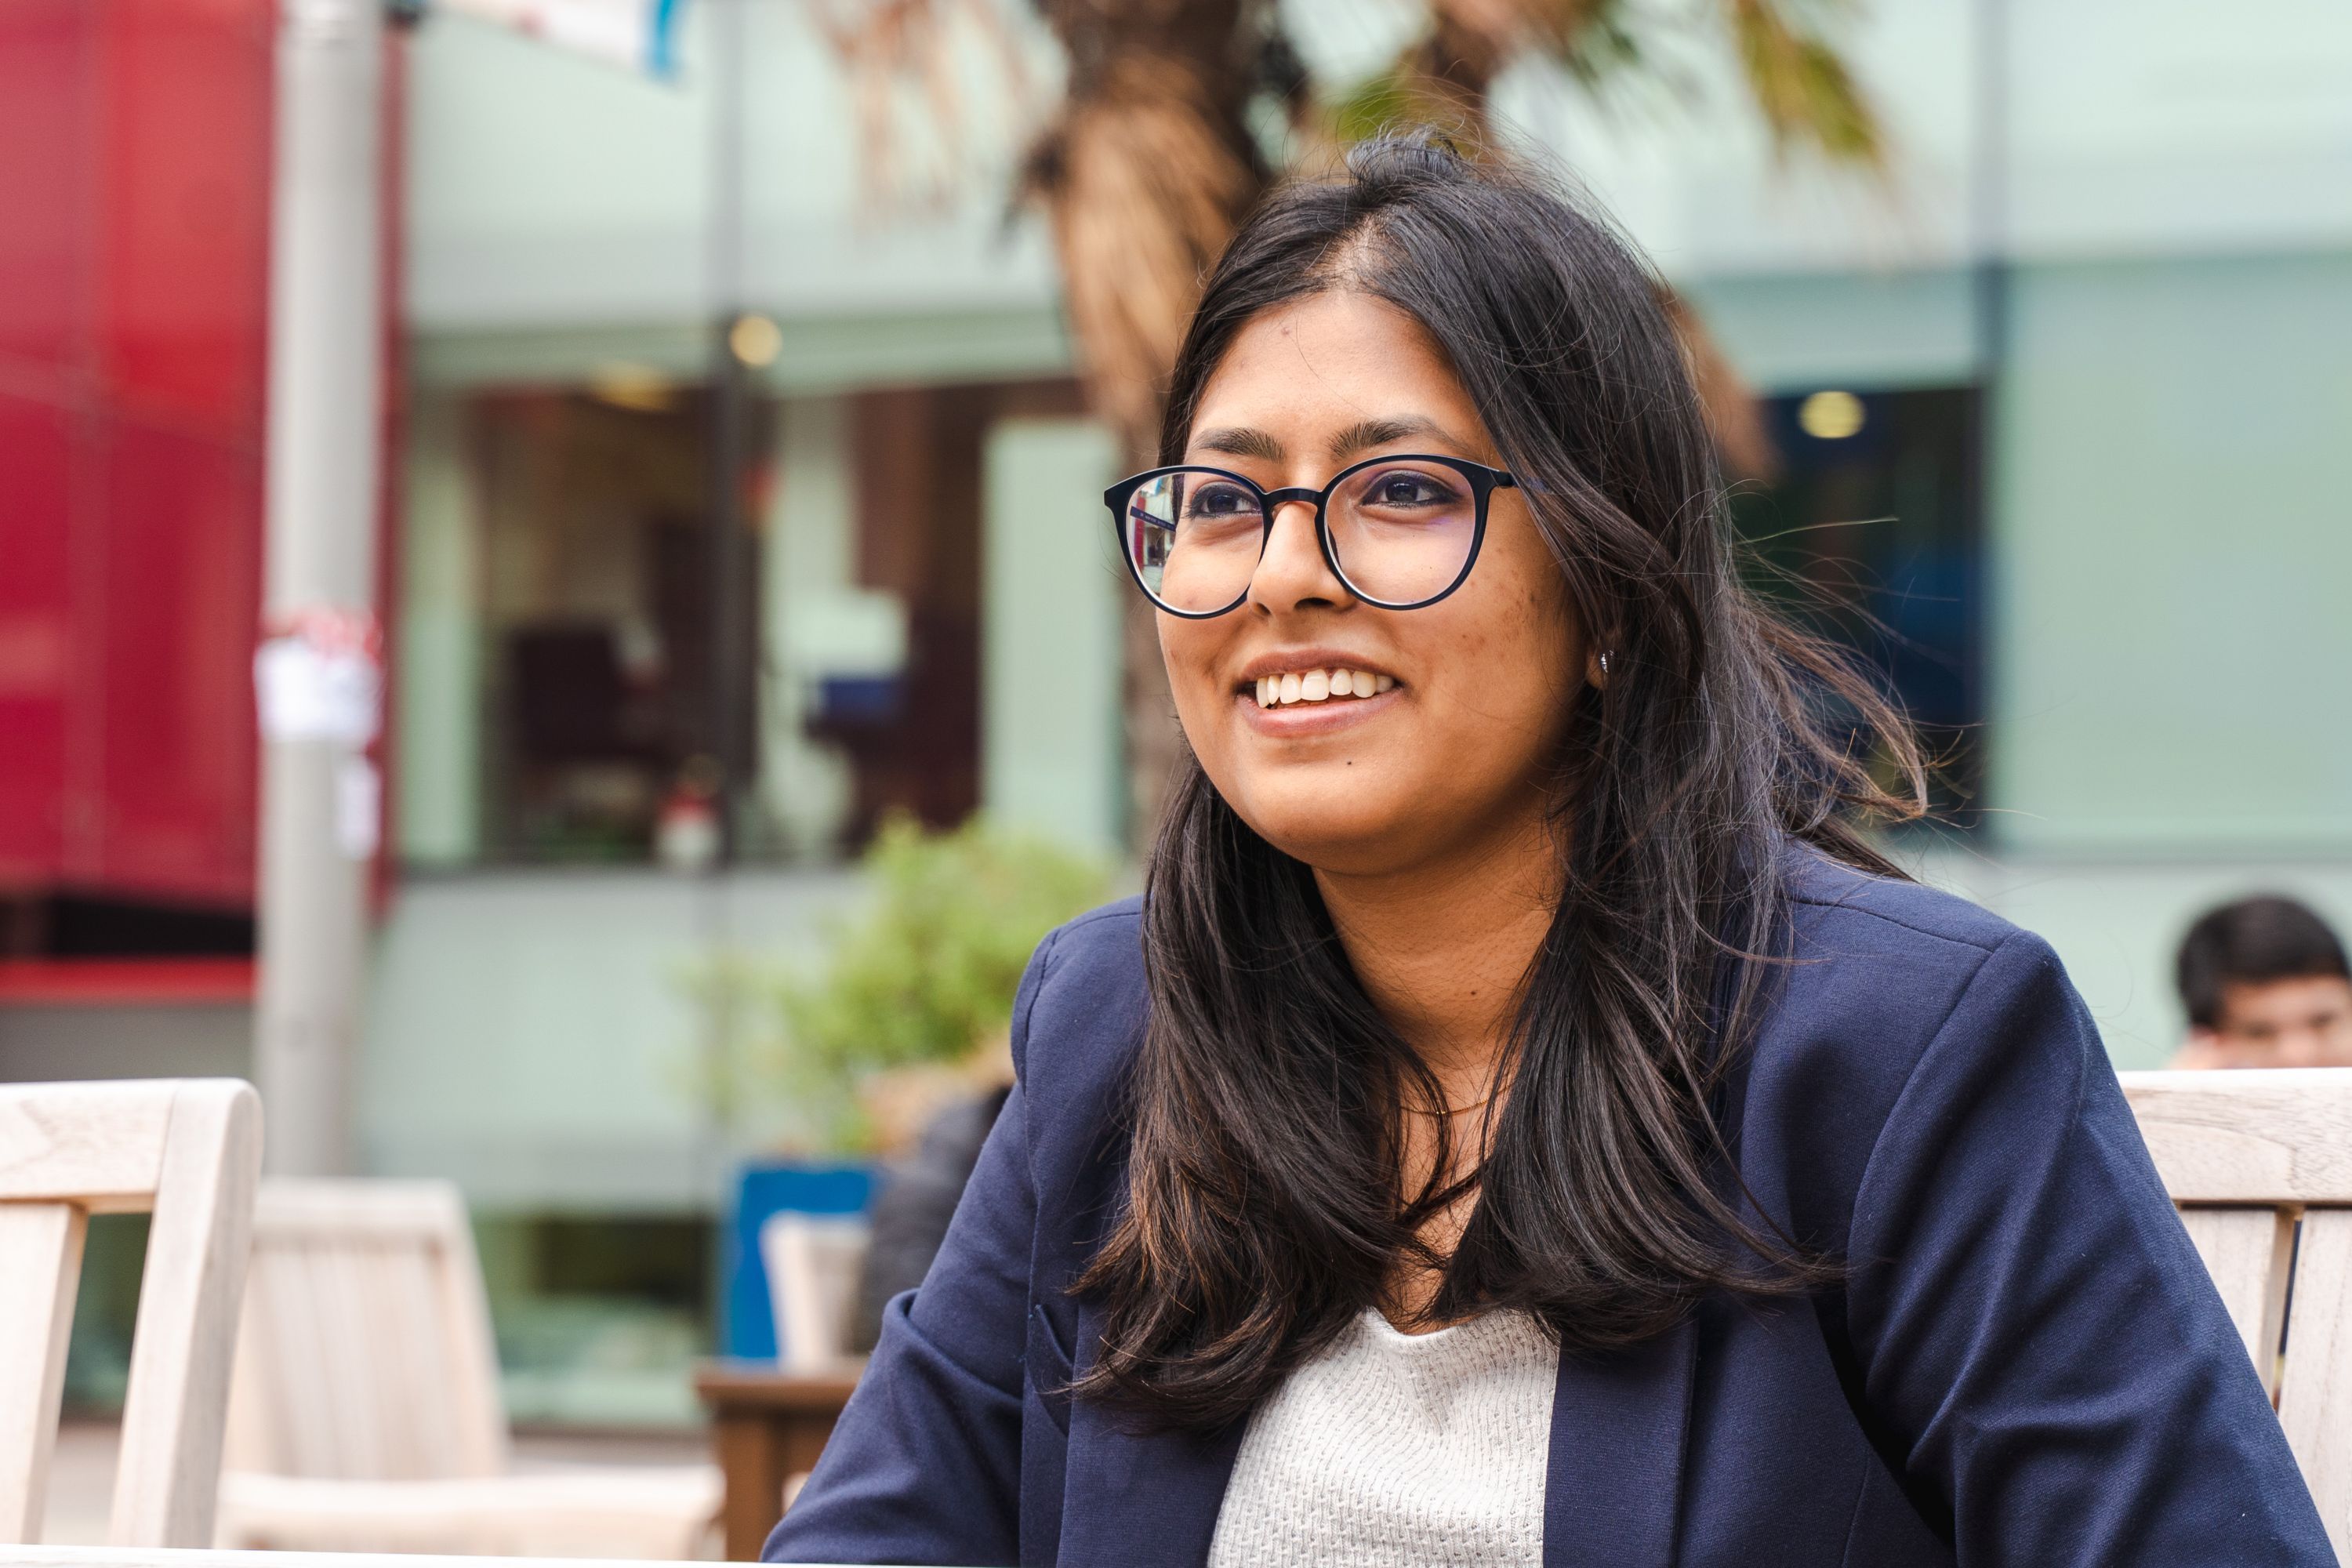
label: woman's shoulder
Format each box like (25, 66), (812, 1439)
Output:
(1008, 895), (1148, 1094)
(1750, 844), (2095, 1179)
(1770, 842), (2076, 1051)
(1780, 841), (2022, 963)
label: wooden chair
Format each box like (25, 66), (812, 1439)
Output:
(0, 1079), (263, 1547)
(757, 1213), (869, 1376)
(214, 1179), (719, 1558)
(2125, 1067), (2352, 1559)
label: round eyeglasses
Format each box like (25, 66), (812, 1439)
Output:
(1103, 453), (1519, 618)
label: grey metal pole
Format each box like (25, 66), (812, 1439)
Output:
(255, 0), (385, 1176)
(706, 0), (754, 860)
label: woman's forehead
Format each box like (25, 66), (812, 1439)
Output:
(1189, 293), (1487, 453)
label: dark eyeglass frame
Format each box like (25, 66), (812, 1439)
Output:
(1102, 452), (1520, 619)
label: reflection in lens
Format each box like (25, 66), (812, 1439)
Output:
(1327, 460), (1477, 605)
(1124, 469), (1263, 613)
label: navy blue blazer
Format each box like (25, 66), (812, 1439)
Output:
(768, 851), (2331, 1566)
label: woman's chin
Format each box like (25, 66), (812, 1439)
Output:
(1229, 791), (1428, 877)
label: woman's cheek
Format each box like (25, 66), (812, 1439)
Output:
(1156, 622), (1224, 728)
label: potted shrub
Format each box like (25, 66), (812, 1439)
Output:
(688, 814), (1110, 1356)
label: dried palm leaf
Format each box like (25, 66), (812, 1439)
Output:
(803, 0), (1040, 216)
(1723, 0), (1881, 165)
(1020, 53), (1261, 455)
(1408, 0), (1882, 166)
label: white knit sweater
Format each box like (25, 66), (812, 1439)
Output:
(1206, 1308), (1560, 1568)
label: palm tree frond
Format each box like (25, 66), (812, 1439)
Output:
(1022, 55), (1259, 455)
(1725, 0), (1882, 165)
(803, 0), (1040, 215)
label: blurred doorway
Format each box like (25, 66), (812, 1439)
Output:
(469, 386), (737, 864)
(1731, 385), (1986, 825)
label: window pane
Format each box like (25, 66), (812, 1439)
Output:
(1730, 386), (1984, 825)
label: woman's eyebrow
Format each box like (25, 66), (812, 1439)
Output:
(1329, 415), (1453, 459)
(1192, 426), (1285, 461)
(1192, 416), (1459, 464)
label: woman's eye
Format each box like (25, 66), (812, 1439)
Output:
(1186, 485), (1255, 520)
(1369, 473), (1455, 507)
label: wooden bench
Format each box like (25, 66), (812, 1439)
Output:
(2124, 1067), (2352, 1559)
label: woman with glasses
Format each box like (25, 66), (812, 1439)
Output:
(768, 136), (2327, 1567)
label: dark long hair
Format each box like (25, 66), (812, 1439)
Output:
(1073, 134), (1927, 1431)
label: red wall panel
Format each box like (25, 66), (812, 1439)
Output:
(98, 0), (272, 434)
(0, 0), (273, 913)
(0, 0), (91, 378)
(93, 418), (262, 902)
(0, 396), (76, 889)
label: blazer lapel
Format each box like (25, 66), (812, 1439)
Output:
(1542, 1312), (1699, 1568)
(1054, 1299), (1247, 1568)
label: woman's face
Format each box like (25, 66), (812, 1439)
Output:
(1159, 290), (1588, 878)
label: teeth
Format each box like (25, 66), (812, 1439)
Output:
(1250, 667), (1399, 708)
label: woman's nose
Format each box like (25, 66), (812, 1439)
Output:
(1246, 499), (1351, 615)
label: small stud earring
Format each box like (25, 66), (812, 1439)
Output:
(1597, 649), (1613, 678)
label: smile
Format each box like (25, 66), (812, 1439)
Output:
(1250, 666), (1396, 709)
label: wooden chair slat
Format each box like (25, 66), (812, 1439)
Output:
(384, 1244), (462, 1478)
(361, 1240), (448, 1481)
(2175, 1206), (2294, 1395)
(2279, 1207), (2352, 1559)
(0, 1205), (88, 1542)
(238, 1186), (474, 1236)
(268, 1245), (341, 1479)
(355, 1247), (418, 1480)
(218, 1267), (278, 1480)
(423, 1199), (509, 1479)
(760, 1214), (870, 1375)
(310, 1245), (388, 1482)
(0, 1086), (174, 1210)
(109, 1083), (263, 1548)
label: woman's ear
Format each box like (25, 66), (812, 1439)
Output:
(1585, 642), (1614, 690)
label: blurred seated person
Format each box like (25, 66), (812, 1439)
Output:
(2172, 895), (2352, 1069)
(847, 1084), (1011, 1355)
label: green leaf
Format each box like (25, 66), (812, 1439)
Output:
(681, 814), (1112, 1154)
(1726, 0), (1884, 165)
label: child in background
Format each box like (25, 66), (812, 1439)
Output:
(2173, 895), (2352, 1069)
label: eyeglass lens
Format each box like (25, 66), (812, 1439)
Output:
(1121, 459), (1480, 614)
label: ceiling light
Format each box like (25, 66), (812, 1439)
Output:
(1798, 390), (1866, 441)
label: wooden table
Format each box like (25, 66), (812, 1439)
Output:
(693, 1362), (862, 1561)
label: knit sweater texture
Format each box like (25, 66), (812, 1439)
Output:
(1205, 1308), (1559, 1568)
